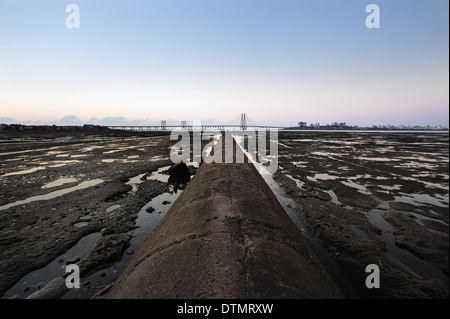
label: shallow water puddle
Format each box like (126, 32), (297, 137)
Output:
(394, 193), (448, 208)
(101, 159), (119, 163)
(291, 161), (308, 168)
(146, 165), (171, 183)
(129, 191), (182, 252)
(101, 158), (140, 164)
(349, 225), (370, 239)
(275, 141), (293, 149)
(324, 189), (343, 206)
(73, 221), (89, 228)
(2, 232), (102, 299)
(62, 163), (195, 298)
(406, 211), (448, 226)
(363, 204), (448, 283)
(3, 174), (184, 299)
(102, 144), (155, 155)
(340, 180), (372, 195)
(0, 179), (104, 211)
(284, 174), (307, 191)
(126, 174), (147, 194)
(47, 160), (82, 168)
(70, 155), (89, 158)
(105, 204), (121, 213)
(1, 166), (46, 177)
(357, 156), (401, 162)
(41, 178), (78, 189)
(62, 184), (184, 298)
(307, 173), (339, 182)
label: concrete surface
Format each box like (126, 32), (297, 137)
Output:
(106, 155), (343, 298)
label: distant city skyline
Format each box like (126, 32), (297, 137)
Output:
(0, 114), (448, 130)
(1, 1), (449, 127)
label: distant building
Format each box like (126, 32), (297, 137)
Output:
(298, 121), (307, 128)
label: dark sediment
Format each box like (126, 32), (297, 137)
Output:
(0, 130), (173, 298)
(273, 131), (449, 298)
(1, 130), (448, 299)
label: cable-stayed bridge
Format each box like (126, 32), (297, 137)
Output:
(107, 113), (284, 131)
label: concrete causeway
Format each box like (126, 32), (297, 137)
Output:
(106, 137), (343, 298)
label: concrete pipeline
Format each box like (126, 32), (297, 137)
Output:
(106, 139), (343, 298)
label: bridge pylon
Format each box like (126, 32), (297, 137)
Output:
(240, 113), (247, 130)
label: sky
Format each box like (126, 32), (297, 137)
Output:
(0, 0), (448, 127)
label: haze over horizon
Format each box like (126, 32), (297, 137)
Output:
(1, 0), (449, 127)
(0, 114), (448, 129)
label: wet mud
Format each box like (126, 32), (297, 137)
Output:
(274, 131), (449, 298)
(0, 130), (448, 299)
(0, 130), (176, 298)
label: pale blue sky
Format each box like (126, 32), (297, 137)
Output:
(0, 0), (448, 126)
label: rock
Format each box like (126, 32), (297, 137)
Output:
(145, 206), (155, 213)
(117, 175), (130, 183)
(162, 200), (171, 205)
(168, 162), (191, 184)
(188, 166), (197, 175)
(66, 257), (81, 265)
(26, 278), (69, 299)
(101, 228), (113, 235)
(77, 233), (131, 277)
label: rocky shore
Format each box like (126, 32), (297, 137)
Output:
(0, 130), (174, 298)
(273, 131), (449, 298)
(0, 129), (448, 299)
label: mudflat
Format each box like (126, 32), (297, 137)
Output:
(274, 131), (449, 298)
(0, 129), (448, 298)
(0, 130), (174, 298)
